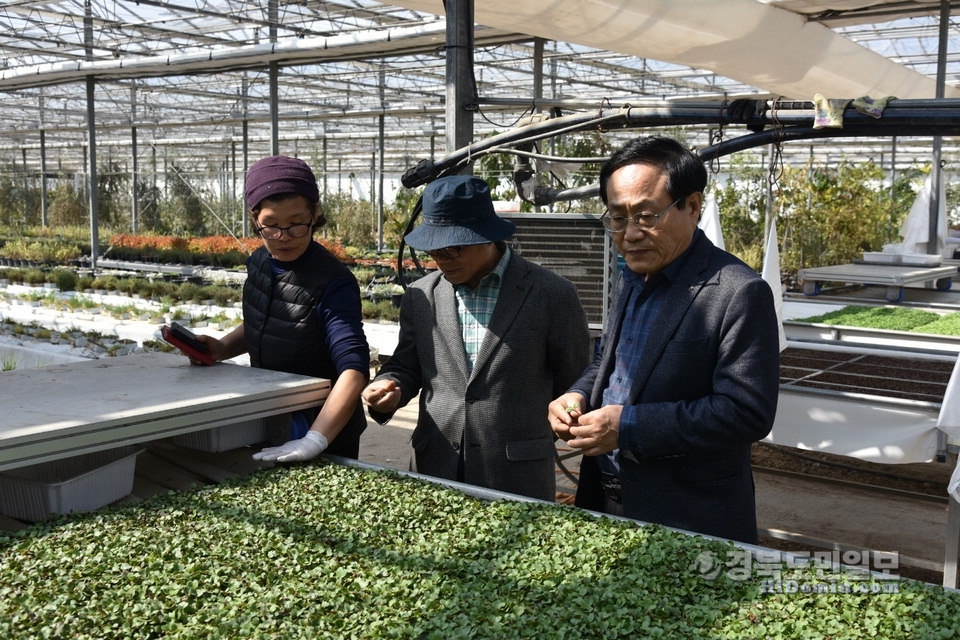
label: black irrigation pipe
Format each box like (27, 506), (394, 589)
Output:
(401, 97), (960, 189)
(395, 97), (960, 281)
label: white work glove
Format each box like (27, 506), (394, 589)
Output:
(252, 430), (328, 462)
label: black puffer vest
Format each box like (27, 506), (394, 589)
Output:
(243, 241), (353, 380)
(243, 241), (367, 459)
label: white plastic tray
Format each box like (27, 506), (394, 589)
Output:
(172, 419), (268, 452)
(0, 446), (143, 521)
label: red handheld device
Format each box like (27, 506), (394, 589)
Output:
(161, 322), (214, 366)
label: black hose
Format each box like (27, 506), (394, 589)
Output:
(395, 193), (427, 290)
(400, 98), (960, 202)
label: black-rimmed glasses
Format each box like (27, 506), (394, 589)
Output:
(601, 196), (685, 233)
(254, 223), (313, 240)
(425, 246), (464, 260)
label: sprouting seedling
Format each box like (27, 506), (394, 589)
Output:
(565, 401), (579, 414)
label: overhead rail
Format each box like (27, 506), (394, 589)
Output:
(0, 22), (524, 91)
(401, 97), (960, 198)
(396, 95), (960, 284)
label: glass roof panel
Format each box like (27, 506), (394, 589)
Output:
(0, 0), (956, 183)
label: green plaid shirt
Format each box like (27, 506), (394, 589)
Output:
(455, 247), (511, 373)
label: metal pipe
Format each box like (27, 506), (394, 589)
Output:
(446, 0), (475, 158)
(928, 0), (950, 257)
(402, 99), (960, 188)
(0, 21), (459, 90)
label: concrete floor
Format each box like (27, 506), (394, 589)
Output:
(358, 401), (417, 472)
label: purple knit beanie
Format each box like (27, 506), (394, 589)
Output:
(245, 155), (320, 210)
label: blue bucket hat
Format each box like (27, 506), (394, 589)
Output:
(405, 175), (516, 251)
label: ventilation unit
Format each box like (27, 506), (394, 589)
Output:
(503, 212), (617, 328)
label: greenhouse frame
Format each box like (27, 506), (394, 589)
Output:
(1, 1), (959, 232)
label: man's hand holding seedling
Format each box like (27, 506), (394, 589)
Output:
(548, 392), (586, 441)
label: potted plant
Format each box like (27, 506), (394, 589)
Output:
(386, 283), (405, 308)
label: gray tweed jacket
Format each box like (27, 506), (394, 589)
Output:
(369, 251), (591, 501)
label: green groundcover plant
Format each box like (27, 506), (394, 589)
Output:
(794, 305), (960, 336)
(1, 463), (958, 639)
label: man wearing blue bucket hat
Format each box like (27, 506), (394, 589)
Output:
(362, 174), (591, 501)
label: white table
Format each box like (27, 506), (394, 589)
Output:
(798, 263), (958, 302)
(0, 352), (329, 472)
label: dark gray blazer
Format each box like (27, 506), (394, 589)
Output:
(572, 230), (780, 543)
(369, 251), (591, 501)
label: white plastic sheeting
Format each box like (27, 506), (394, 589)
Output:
(393, 0), (958, 100)
(762, 219), (788, 353)
(936, 356), (960, 500)
(769, 389), (942, 463)
(884, 174), (949, 257)
(698, 192), (725, 250)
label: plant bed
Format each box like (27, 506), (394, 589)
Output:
(779, 347), (955, 402)
(1, 462), (958, 639)
(791, 304), (960, 335)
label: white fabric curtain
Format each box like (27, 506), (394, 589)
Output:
(698, 192), (725, 251)
(392, 0), (956, 100)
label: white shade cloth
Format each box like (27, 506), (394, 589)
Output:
(936, 355), (960, 501)
(392, 0), (956, 100)
(698, 192), (725, 251)
(884, 174), (947, 256)
(761, 220), (787, 353)
(769, 390), (940, 464)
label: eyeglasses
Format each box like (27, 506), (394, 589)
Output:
(601, 196), (685, 233)
(254, 223), (313, 240)
(425, 246), (463, 260)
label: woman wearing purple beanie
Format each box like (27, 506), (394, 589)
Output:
(189, 155), (370, 461)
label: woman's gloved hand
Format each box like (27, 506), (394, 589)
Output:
(252, 430), (328, 462)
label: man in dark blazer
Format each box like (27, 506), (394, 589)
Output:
(549, 136), (780, 544)
(363, 175), (591, 502)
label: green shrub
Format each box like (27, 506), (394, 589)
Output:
(142, 280), (177, 300)
(51, 242), (82, 264)
(89, 275), (121, 291)
(204, 284), (240, 307)
(0, 238), (81, 264)
(119, 277), (140, 295)
(107, 245), (141, 262)
(51, 269), (78, 292)
(362, 298), (400, 322)
(175, 281), (203, 303)
(322, 192), (375, 248)
(350, 267), (377, 286)
(213, 249), (249, 269)
(22, 268), (46, 285)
